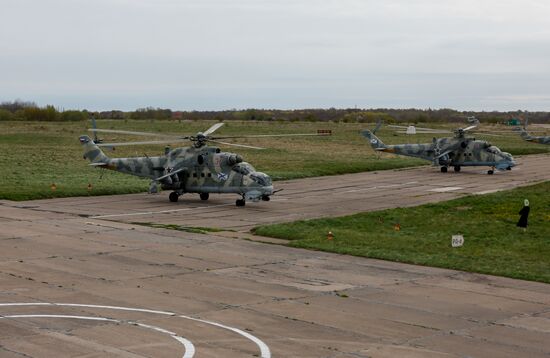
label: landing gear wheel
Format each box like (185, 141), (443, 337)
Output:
(200, 192), (209, 201)
(169, 192), (179, 202)
(506, 166), (512, 171)
(487, 170), (494, 175)
(236, 199), (246, 207)
(440, 166), (448, 173)
(454, 166), (461, 172)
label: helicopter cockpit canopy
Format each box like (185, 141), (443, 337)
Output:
(224, 153), (243, 166)
(481, 141), (492, 148)
(486, 145), (501, 154)
(250, 172), (272, 186)
(232, 162), (255, 175)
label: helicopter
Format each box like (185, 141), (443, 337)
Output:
(515, 119), (550, 145)
(81, 122), (328, 206)
(362, 119), (516, 175)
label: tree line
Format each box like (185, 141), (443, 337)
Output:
(0, 100), (88, 122)
(1, 100), (548, 123)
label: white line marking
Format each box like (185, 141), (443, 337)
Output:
(0, 302), (175, 316)
(136, 321), (195, 358)
(179, 314), (271, 358)
(0, 314), (195, 358)
(343, 181), (419, 193)
(0, 303), (271, 358)
(270, 198), (289, 202)
(4, 314), (115, 322)
(428, 186), (463, 193)
(474, 189), (502, 195)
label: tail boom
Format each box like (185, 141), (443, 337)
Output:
(80, 135), (110, 165)
(361, 129), (389, 151)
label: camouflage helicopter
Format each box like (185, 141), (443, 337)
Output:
(515, 119), (550, 145)
(81, 122), (327, 206)
(362, 119), (516, 174)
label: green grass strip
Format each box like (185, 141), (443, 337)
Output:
(253, 181), (550, 283)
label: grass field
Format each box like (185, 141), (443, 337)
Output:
(253, 181), (550, 283)
(1, 120), (547, 200)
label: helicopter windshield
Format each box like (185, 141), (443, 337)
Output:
(232, 162), (256, 175)
(486, 146), (501, 154)
(250, 172), (272, 186)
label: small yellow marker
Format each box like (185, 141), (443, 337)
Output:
(394, 223), (401, 231)
(50, 183), (57, 191)
(327, 231), (334, 240)
(87, 183), (93, 191)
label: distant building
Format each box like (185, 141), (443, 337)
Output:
(172, 111), (183, 120)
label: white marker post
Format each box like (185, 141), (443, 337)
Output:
(452, 235), (464, 247)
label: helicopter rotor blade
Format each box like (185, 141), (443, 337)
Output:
(97, 139), (189, 147)
(388, 125), (450, 132)
(212, 133), (330, 140)
(395, 129), (452, 134)
(203, 122), (225, 136)
(208, 140), (265, 150)
(387, 124), (408, 129)
(387, 125), (452, 134)
(472, 132), (502, 137)
(89, 128), (183, 138)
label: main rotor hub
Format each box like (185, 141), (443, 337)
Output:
(192, 132), (208, 147)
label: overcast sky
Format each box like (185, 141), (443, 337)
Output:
(1, 0), (550, 111)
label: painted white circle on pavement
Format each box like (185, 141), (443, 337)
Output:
(0, 314), (195, 358)
(0, 302), (271, 358)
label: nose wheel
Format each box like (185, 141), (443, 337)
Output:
(440, 166), (448, 173)
(200, 192), (209, 201)
(169, 192), (179, 202)
(236, 198), (246, 207)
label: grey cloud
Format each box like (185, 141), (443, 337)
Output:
(1, 0), (549, 110)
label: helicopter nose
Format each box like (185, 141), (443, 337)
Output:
(250, 172), (272, 186)
(503, 152), (515, 163)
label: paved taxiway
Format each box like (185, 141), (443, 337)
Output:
(1, 153), (549, 357)
(14, 153), (550, 231)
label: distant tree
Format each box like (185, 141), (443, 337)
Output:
(0, 99), (37, 112)
(129, 107), (172, 120)
(22, 105), (58, 121)
(60, 110), (87, 121)
(0, 109), (14, 121)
